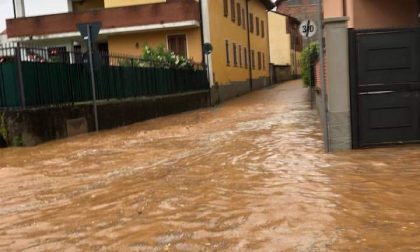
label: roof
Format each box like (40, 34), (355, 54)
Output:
(260, 0), (276, 10)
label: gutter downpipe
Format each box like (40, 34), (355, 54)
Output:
(317, 0), (330, 152)
(342, 0), (347, 16)
(245, 0), (253, 90)
(198, 0), (206, 65)
(12, 0), (17, 18)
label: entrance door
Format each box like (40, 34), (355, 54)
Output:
(350, 28), (420, 147)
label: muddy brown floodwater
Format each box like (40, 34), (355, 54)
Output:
(0, 80), (419, 251)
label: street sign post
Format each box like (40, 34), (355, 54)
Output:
(299, 19), (317, 39)
(77, 22), (102, 132)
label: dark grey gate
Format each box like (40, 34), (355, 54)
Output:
(349, 28), (420, 147)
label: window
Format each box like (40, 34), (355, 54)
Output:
(244, 47), (248, 68)
(256, 17), (260, 36)
(262, 53), (265, 70)
(308, 0), (318, 4)
(261, 20), (265, 38)
(236, 3), (241, 26)
(168, 35), (187, 57)
(239, 45), (242, 67)
(233, 43), (237, 66)
(242, 8), (246, 29)
(249, 13), (254, 33)
(230, 0), (235, 22)
(223, 0), (228, 17)
(257, 51), (261, 70)
(251, 50), (255, 69)
(225, 40), (230, 66)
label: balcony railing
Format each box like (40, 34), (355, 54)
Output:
(6, 0), (200, 39)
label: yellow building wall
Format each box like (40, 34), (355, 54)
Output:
(107, 28), (203, 63)
(104, 0), (166, 8)
(248, 0), (270, 81)
(208, 0), (270, 86)
(268, 12), (291, 66)
(73, 0), (104, 11)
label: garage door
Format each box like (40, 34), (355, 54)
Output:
(349, 28), (420, 147)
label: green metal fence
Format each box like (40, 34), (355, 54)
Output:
(0, 45), (209, 108)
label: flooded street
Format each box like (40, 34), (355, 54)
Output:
(0, 80), (419, 251)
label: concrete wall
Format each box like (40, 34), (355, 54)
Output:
(1, 90), (209, 146)
(324, 0), (419, 29)
(324, 17), (351, 151)
(353, 0), (419, 29)
(270, 64), (293, 84)
(323, 0), (344, 19)
(107, 27), (203, 62)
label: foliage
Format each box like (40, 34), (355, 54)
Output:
(300, 42), (319, 87)
(12, 135), (24, 147)
(119, 45), (194, 70)
(0, 112), (7, 142)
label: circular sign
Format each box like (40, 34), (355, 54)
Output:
(299, 20), (317, 39)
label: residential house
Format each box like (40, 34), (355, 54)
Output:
(268, 11), (302, 83)
(5, 0), (274, 103)
(275, 0), (318, 22)
(318, 0), (420, 151)
(0, 30), (8, 44)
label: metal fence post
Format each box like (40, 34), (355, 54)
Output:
(15, 43), (26, 108)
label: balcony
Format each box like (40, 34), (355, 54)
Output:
(6, 0), (200, 40)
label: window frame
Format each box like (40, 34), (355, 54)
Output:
(167, 34), (188, 58)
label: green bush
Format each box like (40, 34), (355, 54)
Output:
(300, 42), (319, 87)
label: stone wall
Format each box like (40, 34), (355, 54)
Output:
(0, 90), (210, 146)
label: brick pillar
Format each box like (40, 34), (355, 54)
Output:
(324, 17), (351, 151)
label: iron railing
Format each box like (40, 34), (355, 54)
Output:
(0, 43), (209, 108)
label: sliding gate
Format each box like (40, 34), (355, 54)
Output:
(350, 28), (420, 147)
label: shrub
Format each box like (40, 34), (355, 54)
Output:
(119, 45), (194, 70)
(300, 42), (319, 87)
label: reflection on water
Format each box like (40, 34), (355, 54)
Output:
(0, 80), (419, 251)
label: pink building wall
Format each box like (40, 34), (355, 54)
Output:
(324, 0), (419, 29)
